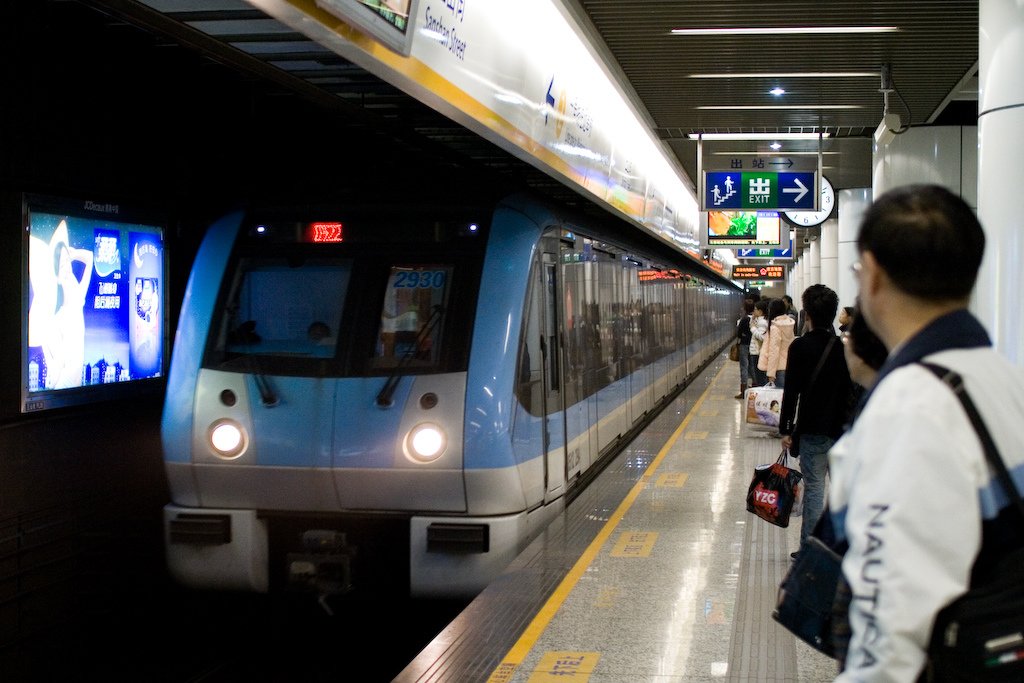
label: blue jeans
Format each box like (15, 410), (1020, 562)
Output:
(738, 345), (750, 384)
(797, 434), (834, 546)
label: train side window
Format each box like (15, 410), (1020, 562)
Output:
(371, 265), (452, 370)
(222, 257), (350, 359)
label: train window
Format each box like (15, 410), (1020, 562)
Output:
(220, 257), (351, 360)
(371, 265), (452, 370)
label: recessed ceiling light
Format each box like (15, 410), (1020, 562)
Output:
(690, 71), (879, 79)
(697, 104), (861, 110)
(769, 87), (786, 96)
(687, 132), (831, 140)
(770, 142), (782, 150)
(671, 26), (899, 36)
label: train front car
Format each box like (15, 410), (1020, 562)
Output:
(161, 200), (499, 599)
(161, 193), (740, 602)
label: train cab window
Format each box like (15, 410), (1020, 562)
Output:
(220, 257), (351, 359)
(371, 265), (452, 370)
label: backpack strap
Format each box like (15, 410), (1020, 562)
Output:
(919, 362), (1024, 521)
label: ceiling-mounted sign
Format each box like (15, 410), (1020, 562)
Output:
(703, 172), (817, 212)
(732, 264), (785, 281)
(737, 246), (793, 260)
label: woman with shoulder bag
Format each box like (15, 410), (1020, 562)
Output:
(735, 300), (754, 398)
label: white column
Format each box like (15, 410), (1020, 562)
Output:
(838, 188), (871, 311)
(820, 217), (839, 294)
(808, 236), (822, 287)
(977, 0), (1024, 363)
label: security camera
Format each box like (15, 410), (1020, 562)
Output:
(874, 113), (901, 147)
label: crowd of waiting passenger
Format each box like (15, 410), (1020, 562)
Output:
(730, 185), (1024, 682)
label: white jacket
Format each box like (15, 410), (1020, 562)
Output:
(829, 347), (1024, 682)
(749, 315), (768, 355)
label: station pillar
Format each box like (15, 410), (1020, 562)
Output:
(819, 217), (839, 297)
(837, 188), (871, 312)
(977, 0), (1024, 363)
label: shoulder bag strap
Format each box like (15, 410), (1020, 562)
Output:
(919, 362), (1024, 521)
(807, 335), (838, 390)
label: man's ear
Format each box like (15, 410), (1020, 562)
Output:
(860, 251), (885, 297)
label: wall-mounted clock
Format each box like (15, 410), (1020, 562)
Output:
(784, 176), (835, 227)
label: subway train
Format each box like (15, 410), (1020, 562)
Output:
(161, 191), (741, 600)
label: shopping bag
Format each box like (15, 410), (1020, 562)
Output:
(746, 450), (803, 528)
(790, 470), (804, 518)
(772, 535), (843, 657)
(744, 384), (783, 433)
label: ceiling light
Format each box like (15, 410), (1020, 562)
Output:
(769, 87), (786, 96)
(697, 104), (861, 110)
(711, 151), (840, 155)
(770, 142), (782, 150)
(689, 72), (879, 79)
(671, 26), (899, 36)
(687, 132), (830, 141)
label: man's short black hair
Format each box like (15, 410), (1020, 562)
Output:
(858, 184), (985, 300)
(801, 284), (839, 330)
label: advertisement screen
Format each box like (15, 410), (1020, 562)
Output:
(23, 195), (166, 412)
(315, 0), (420, 56)
(706, 210), (782, 247)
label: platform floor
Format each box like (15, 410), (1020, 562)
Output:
(395, 354), (838, 682)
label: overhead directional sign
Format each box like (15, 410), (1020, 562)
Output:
(737, 246), (793, 260)
(703, 172), (817, 212)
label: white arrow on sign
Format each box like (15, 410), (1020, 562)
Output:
(782, 178), (809, 203)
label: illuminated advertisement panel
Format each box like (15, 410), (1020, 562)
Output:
(23, 194), (166, 412)
(706, 210), (782, 247)
(314, 0), (419, 56)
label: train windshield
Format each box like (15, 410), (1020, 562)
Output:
(372, 265), (451, 370)
(221, 256), (351, 360)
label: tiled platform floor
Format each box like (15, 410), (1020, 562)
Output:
(396, 354), (838, 682)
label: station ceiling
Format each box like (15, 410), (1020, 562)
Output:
(79, 0), (979, 212)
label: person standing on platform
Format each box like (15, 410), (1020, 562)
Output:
(735, 299), (754, 398)
(759, 298), (795, 388)
(778, 284), (851, 553)
(829, 184), (1024, 681)
(748, 299), (769, 387)
(841, 304), (888, 421)
(838, 305), (855, 334)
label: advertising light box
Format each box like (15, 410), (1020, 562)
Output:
(314, 0), (419, 56)
(22, 194), (167, 412)
(704, 210), (782, 247)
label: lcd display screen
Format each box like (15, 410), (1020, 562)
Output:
(705, 210), (783, 247)
(315, 0), (420, 56)
(23, 195), (166, 412)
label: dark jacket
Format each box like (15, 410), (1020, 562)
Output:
(736, 314), (752, 346)
(779, 327), (852, 441)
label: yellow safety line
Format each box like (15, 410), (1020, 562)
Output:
(486, 363), (730, 682)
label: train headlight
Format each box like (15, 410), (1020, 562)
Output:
(406, 423), (447, 462)
(209, 419), (248, 459)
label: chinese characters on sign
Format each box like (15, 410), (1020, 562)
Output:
(703, 171), (815, 211)
(732, 265), (785, 281)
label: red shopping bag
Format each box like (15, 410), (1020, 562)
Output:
(746, 450), (803, 528)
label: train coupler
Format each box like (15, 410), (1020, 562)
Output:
(286, 530), (357, 608)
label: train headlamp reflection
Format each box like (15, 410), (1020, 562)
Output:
(406, 423), (447, 462)
(209, 420), (247, 459)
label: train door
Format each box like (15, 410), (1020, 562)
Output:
(538, 236), (566, 500)
(558, 238), (595, 481)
